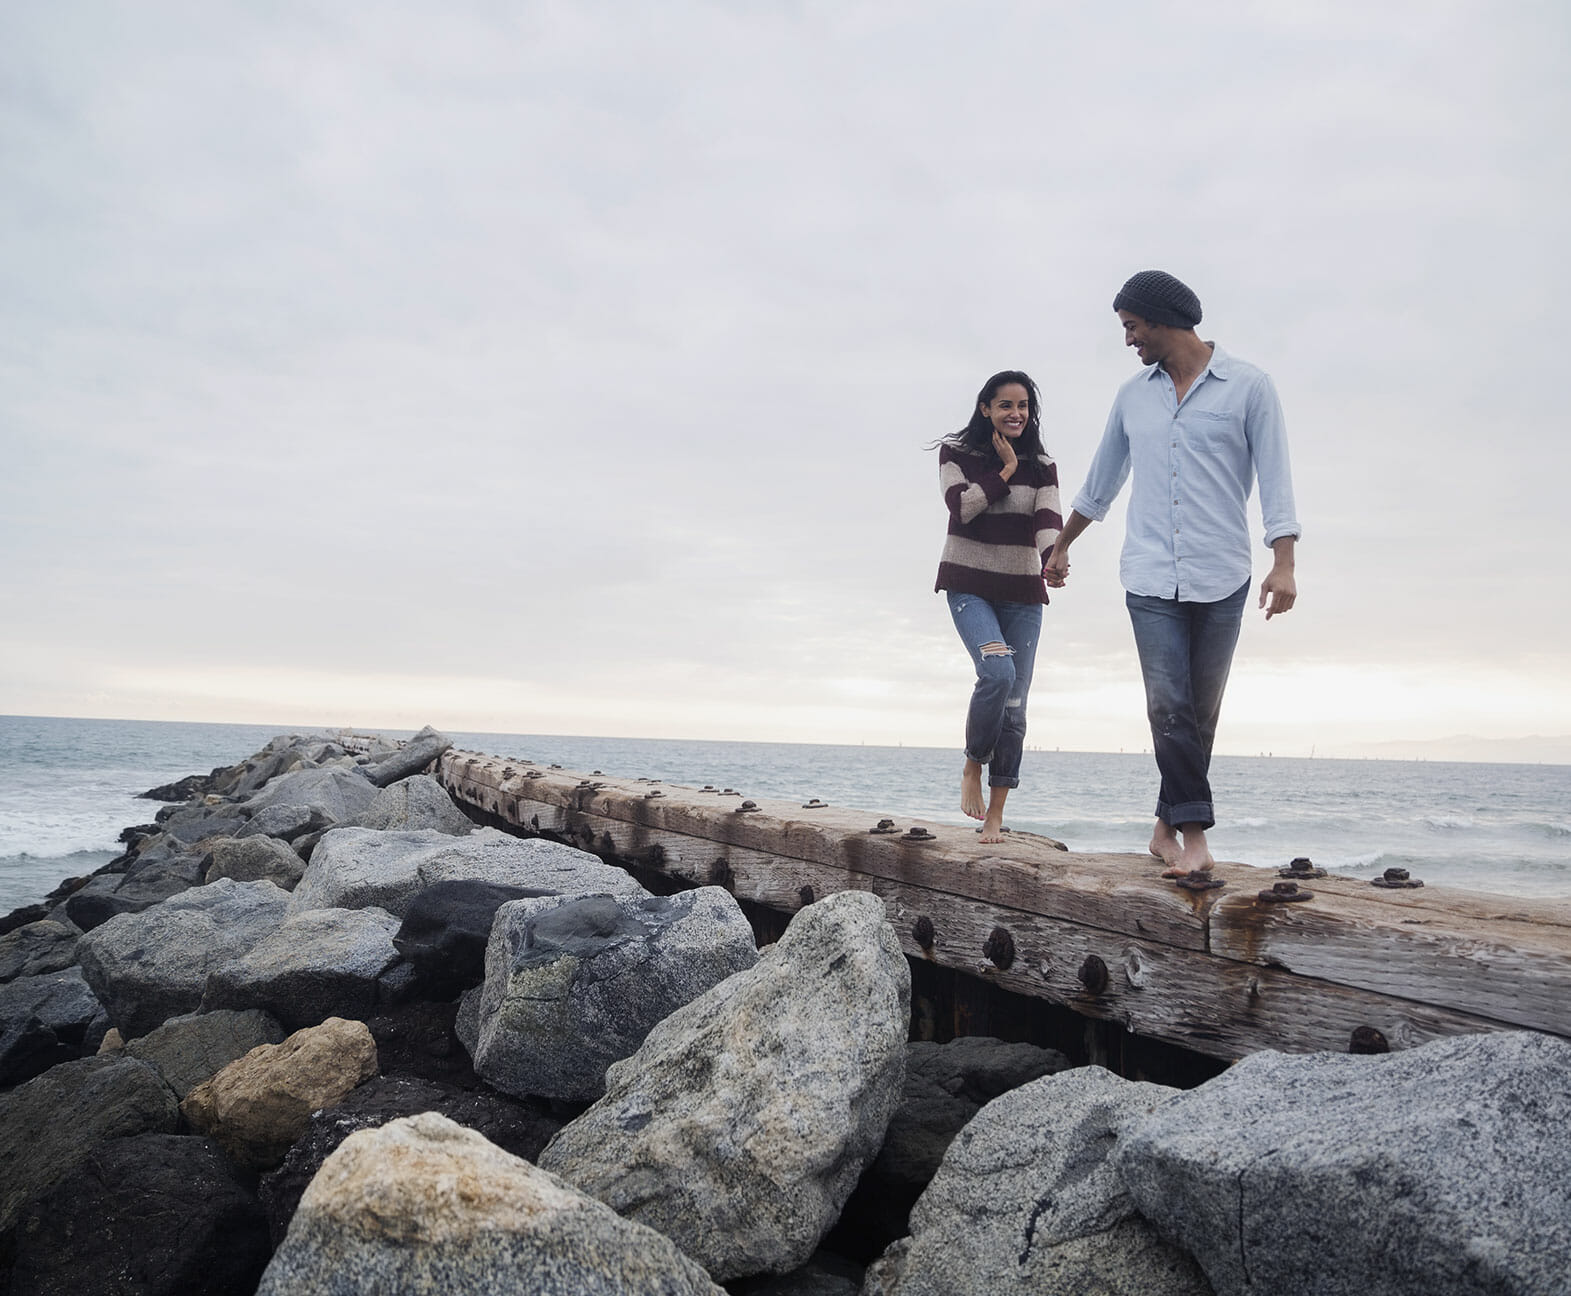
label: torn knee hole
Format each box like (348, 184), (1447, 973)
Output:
(980, 642), (1014, 657)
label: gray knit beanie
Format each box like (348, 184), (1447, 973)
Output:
(1113, 270), (1202, 328)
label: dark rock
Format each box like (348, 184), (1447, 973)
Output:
(0, 921), (79, 984)
(257, 1073), (567, 1245)
(0, 967), (104, 1088)
(6, 1133), (271, 1295)
(110, 854), (205, 909)
(139, 773), (215, 802)
(0, 905), (52, 939)
(393, 880), (552, 998)
(63, 888), (148, 932)
(364, 1000), (481, 1089)
(0, 1054), (179, 1232)
(730, 1251), (866, 1296)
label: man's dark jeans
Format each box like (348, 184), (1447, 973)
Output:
(1125, 579), (1249, 830)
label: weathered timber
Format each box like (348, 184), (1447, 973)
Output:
(438, 749), (1571, 1062)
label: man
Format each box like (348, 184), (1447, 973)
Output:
(1043, 270), (1300, 876)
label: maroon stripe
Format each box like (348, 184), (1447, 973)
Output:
(935, 563), (1048, 605)
(949, 512), (1041, 545)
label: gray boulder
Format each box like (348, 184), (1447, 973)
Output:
(865, 1066), (1208, 1296)
(202, 906), (406, 1030)
(0, 1054), (179, 1232)
(349, 772), (473, 834)
(110, 851), (205, 907)
(241, 765), (378, 823)
(235, 802), (332, 843)
(124, 1007), (288, 1099)
(257, 1112), (725, 1296)
(77, 879), (291, 1038)
(539, 889), (910, 1282)
(363, 724), (453, 788)
(838, 1036), (1073, 1248)
(204, 834), (308, 889)
(470, 888), (759, 1101)
(290, 826), (640, 918)
(0, 918), (78, 982)
(1114, 1030), (1571, 1296)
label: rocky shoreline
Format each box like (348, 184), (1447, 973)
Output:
(1, 729), (1567, 1294)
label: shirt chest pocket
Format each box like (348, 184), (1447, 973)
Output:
(1186, 408), (1244, 453)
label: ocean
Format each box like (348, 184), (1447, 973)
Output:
(2, 713), (1569, 917)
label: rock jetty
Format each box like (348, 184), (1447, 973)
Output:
(2, 729), (1567, 1295)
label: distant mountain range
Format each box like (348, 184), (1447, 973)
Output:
(1331, 734), (1571, 765)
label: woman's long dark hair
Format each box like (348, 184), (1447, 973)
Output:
(935, 370), (1048, 461)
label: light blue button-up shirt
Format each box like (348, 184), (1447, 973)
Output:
(1070, 345), (1301, 602)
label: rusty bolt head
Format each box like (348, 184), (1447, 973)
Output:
(1280, 857), (1326, 879)
(903, 827), (935, 842)
(802, 798), (828, 808)
(1372, 868), (1424, 889)
(869, 819), (898, 834)
(1077, 954), (1110, 994)
(983, 926), (1016, 970)
(1176, 871), (1225, 891)
(1258, 881), (1313, 903)
(912, 915), (935, 949)
(736, 800), (759, 813)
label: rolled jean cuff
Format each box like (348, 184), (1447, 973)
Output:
(989, 774), (1020, 789)
(1158, 799), (1215, 831)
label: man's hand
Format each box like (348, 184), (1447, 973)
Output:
(1043, 546), (1069, 588)
(1259, 567), (1296, 619)
(992, 430), (1018, 480)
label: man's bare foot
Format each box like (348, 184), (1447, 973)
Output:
(1162, 825), (1215, 877)
(979, 812), (1007, 843)
(961, 761), (985, 820)
(1149, 820), (1181, 868)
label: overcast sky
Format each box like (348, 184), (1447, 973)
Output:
(3, 0), (1568, 760)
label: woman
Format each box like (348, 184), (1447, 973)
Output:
(934, 371), (1063, 842)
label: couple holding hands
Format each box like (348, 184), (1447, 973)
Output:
(935, 270), (1301, 872)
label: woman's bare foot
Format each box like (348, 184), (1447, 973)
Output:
(961, 760), (985, 820)
(1149, 819), (1181, 869)
(978, 785), (1010, 843)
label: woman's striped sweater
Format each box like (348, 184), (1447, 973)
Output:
(934, 443), (1064, 605)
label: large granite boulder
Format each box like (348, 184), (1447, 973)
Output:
(155, 802), (248, 845)
(393, 879), (553, 998)
(290, 826), (640, 919)
(181, 1017), (378, 1170)
(256, 1112), (725, 1295)
(123, 1007), (288, 1100)
(833, 1036), (1072, 1255)
(1114, 1030), (1571, 1296)
(234, 803), (332, 844)
(76, 879), (291, 1038)
(349, 773), (474, 834)
(539, 889), (910, 1282)
(201, 905), (406, 1029)
(0, 966), (106, 1087)
(5, 1132), (272, 1295)
(0, 919), (78, 983)
(257, 1073), (568, 1245)
(240, 766), (378, 823)
(363, 724), (453, 788)
(864, 1066), (1208, 1296)
(0, 1054), (179, 1232)
(468, 887), (758, 1101)
(108, 851), (205, 908)
(203, 834), (307, 889)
